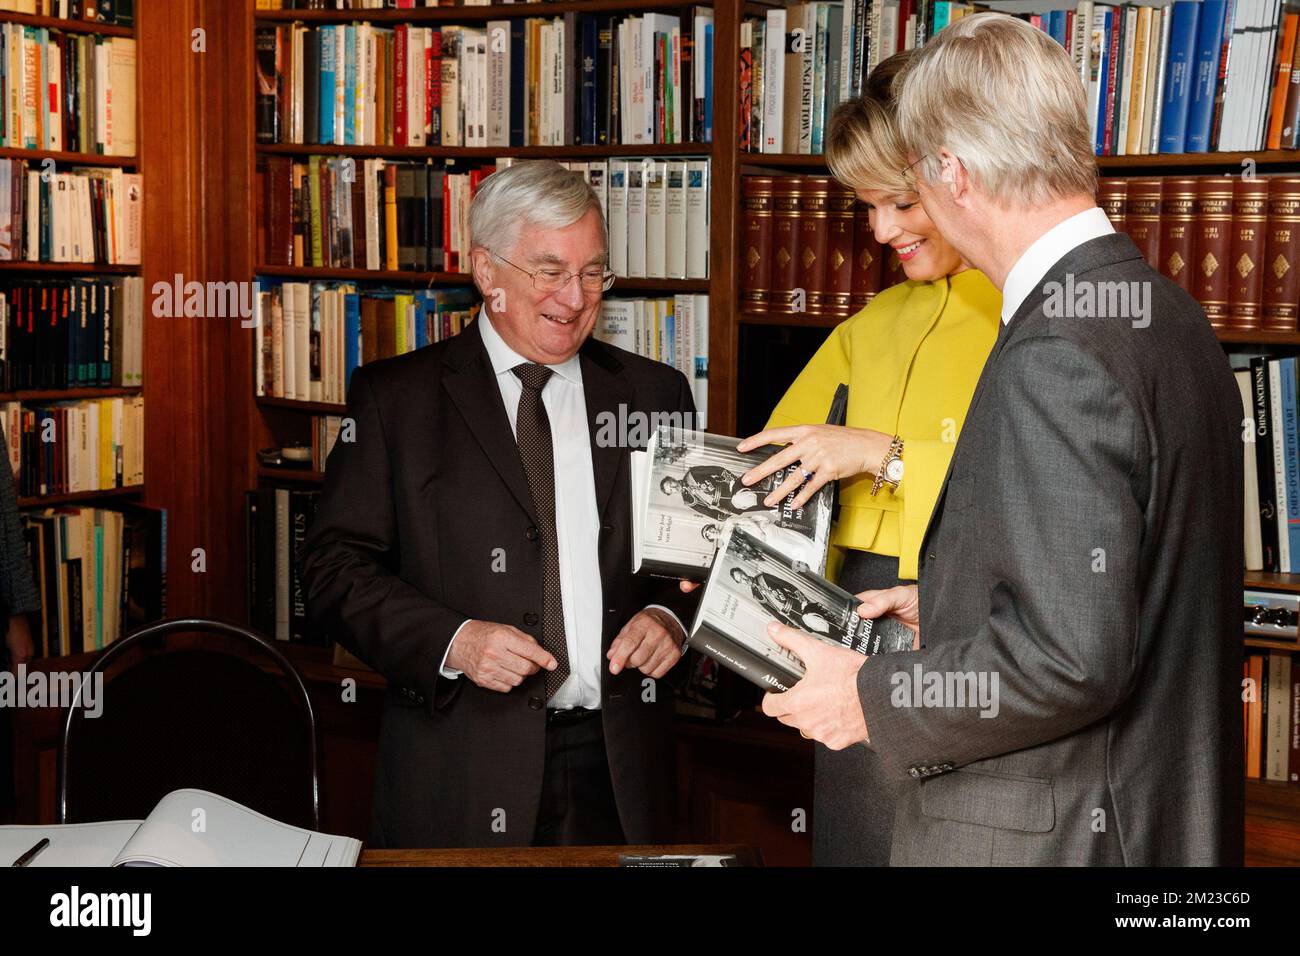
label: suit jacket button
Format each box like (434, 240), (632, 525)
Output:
(528, 696), (544, 710)
(927, 552), (936, 562)
(908, 767), (922, 779)
(524, 612), (539, 626)
(525, 526), (540, 541)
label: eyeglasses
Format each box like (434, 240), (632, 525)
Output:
(491, 251), (616, 295)
(900, 154), (930, 181)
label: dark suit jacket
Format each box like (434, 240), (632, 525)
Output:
(299, 320), (699, 848)
(857, 233), (1244, 865)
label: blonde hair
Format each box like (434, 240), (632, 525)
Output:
(825, 51), (915, 195)
(896, 12), (1097, 206)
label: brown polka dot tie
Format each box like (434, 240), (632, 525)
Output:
(512, 363), (570, 700)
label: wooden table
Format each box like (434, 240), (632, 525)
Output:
(360, 845), (761, 867)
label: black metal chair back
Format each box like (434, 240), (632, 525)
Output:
(58, 618), (320, 830)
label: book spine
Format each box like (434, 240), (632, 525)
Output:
(1252, 356), (1280, 572)
(1227, 178), (1268, 331)
(1263, 177), (1300, 331)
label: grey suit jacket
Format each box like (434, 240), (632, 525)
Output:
(857, 232), (1244, 866)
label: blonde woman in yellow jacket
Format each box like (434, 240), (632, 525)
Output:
(738, 52), (1001, 866)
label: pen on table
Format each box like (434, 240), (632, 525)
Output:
(11, 838), (49, 867)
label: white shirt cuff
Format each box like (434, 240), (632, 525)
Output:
(645, 605), (688, 645)
(439, 620), (470, 679)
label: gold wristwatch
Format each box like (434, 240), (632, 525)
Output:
(870, 436), (904, 496)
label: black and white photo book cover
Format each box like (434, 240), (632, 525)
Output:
(630, 426), (833, 579)
(686, 525), (915, 692)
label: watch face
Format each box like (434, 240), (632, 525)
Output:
(886, 458), (904, 483)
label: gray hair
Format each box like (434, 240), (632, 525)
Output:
(897, 12), (1097, 207)
(469, 160), (607, 259)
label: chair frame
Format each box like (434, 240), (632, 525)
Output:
(56, 617), (321, 829)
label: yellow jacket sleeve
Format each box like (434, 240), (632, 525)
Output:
(764, 324), (852, 430)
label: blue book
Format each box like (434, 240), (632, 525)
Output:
(343, 25), (356, 146)
(1048, 10), (1068, 47)
(579, 15), (598, 144)
(413, 290), (431, 349)
(704, 22), (714, 142)
(1184, 0), (1227, 152)
(99, 280), (111, 385)
(1284, 358), (1300, 566)
(319, 26), (336, 145)
(1094, 8), (1113, 155)
(344, 291), (361, 391)
(1158, 0), (1202, 153)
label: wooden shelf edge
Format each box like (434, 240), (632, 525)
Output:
(256, 395), (346, 415)
(0, 386), (141, 402)
(740, 310), (846, 328)
(258, 466), (325, 484)
(0, 12), (133, 37)
(0, 261), (140, 274)
(0, 146), (137, 167)
(1216, 329), (1300, 346)
(1245, 571), (1300, 593)
(253, 0), (713, 25)
(17, 485), (144, 508)
(256, 142), (712, 159)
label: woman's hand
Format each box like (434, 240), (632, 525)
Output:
(736, 424), (893, 510)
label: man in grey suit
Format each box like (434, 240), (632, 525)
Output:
(759, 13), (1243, 865)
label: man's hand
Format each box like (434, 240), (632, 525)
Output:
(857, 584), (921, 644)
(446, 620), (557, 693)
(4, 614), (32, 667)
(761, 622), (870, 750)
(736, 424), (894, 510)
(607, 608), (684, 679)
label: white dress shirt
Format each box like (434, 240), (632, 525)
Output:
(999, 206), (1115, 325)
(439, 309), (682, 710)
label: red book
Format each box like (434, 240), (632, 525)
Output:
(1124, 177), (1162, 269)
(1158, 177), (1198, 294)
(799, 176), (832, 317)
(824, 184), (856, 320)
(1262, 177), (1300, 331)
(850, 205), (883, 311)
(1192, 177), (1234, 328)
(741, 176), (774, 313)
(1227, 178), (1269, 330)
(770, 177), (803, 315)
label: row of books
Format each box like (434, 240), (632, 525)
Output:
(19, 502), (164, 660)
(739, 0), (949, 155)
(741, 175), (899, 320)
(1237, 357), (1300, 574)
(1243, 650), (1298, 782)
(1099, 175), (1300, 331)
(256, 9), (713, 148)
(593, 294), (709, 425)
(0, 276), (143, 391)
(0, 1), (132, 25)
(245, 486), (323, 645)
(0, 160), (143, 264)
(252, 279), (479, 403)
(1027, 0), (1291, 156)
(3, 393), (143, 497)
(262, 155), (710, 280)
(0, 26), (136, 155)
(309, 414), (342, 472)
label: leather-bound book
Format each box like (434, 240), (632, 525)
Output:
(798, 176), (832, 317)
(1192, 177), (1233, 327)
(741, 176), (774, 314)
(1098, 178), (1127, 233)
(1227, 178), (1269, 330)
(1159, 177), (1198, 293)
(1124, 177), (1162, 268)
(850, 202), (882, 311)
(769, 177), (803, 315)
(1263, 177), (1300, 331)
(881, 246), (905, 289)
(824, 183), (856, 320)
(264, 155), (295, 267)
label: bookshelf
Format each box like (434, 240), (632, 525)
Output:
(0, 6), (151, 665)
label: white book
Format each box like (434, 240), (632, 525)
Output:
(408, 25), (426, 147)
(364, 159), (381, 271)
(24, 171), (37, 261)
(488, 20), (510, 147)
(1270, 359), (1290, 571)
(292, 25), (304, 143)
(1073, 2), (1094, 88)
(120, 173), (142, 265)
(1251, 0), (1282, 149)
(597, 299), (637, 353)
(664, 160), (688, 279)
(1139, 5), (1162, 154)
(1220, 0), (1256, 151)
(107, 38), (136, 155)
(675, 293), (692, 372)
(693, 294), (709, 428)
(685, 159), (709, 279)
(608, 159), (629, 276)
(271, 290), (285, 398)
(798, 4), (816, 154)
(587, 160), (609, 228)
(645, 160), (667, 278)
(1237, 370), (1263, 571)
(294, 282), (310, 400)
(763, 8), (786, 152)
(52, 174), (70, 262)
(626, 160), (648, 278)
(629, 17), (647, 144)
(354, 24), (369, 146)
(281, 285), (297, 400)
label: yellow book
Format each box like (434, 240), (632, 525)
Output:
(383, 163), (398, 271)
(394, 293), (411, 354)
(98, 399), (113, 490)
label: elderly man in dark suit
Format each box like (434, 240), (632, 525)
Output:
(301, 160), (698, 848)
(760, 14), (1243, 865)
